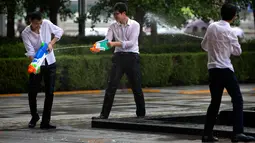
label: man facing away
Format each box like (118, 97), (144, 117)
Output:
(201, 3), (255, 142)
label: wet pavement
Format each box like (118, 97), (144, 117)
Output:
(1, 85), (255, 143)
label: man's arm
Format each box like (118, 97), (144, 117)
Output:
(108, 22), (140, 48)
(49, 37), (59, 46)
(45, 20), (64, 51)
(230, 31), (242, 56)
(47, 20), (64, 42)
(21, 31), (35, 61)
(122, 22), (140, 48)
(201, 30), (209, 52)
(106, 25), (122, 48)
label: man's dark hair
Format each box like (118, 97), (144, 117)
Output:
(29, 11), (42, 21)
(114, 2), (128, 13)
(221, 3), (237, 21)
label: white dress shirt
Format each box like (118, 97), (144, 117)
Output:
(105, 18), (140, 53)
(201, 20), (242, 72)
(21, 19), (64, 65)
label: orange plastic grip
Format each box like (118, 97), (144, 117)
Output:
(28, 64), (36, 74)
(90, 44), (100, 53)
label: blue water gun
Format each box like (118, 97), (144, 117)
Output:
(28, 42), (48, 74)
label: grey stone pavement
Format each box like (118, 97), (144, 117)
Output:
(1, 84), (255, 143)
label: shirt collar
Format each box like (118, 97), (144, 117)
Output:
(219, 20), (231, 27)
(117, 18), (131, 26)
(28, 25), (32, 32)
(28, 25), (37, 33)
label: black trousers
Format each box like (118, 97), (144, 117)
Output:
(204, 68), (244, 135)
(100, 52), (146, 118)
(28, 60), (56, 124)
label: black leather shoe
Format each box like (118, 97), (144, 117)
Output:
(231, 133), (255, 142)
(202, 135), (219, 142)
(40, 123), (56, 129)
(28, 115), (40, 128)
(92, 115), (108, 119)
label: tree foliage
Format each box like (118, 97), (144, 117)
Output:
(89, 0), (253, 27)
(1, 0), (73, 37)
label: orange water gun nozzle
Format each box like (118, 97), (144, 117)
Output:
(90, 44), (100, 53)
(28, 64), (36, 74)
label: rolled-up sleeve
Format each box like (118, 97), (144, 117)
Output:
(46, 20), (64, 40)
(21, 31), (35, 57)
(122, 22), (140, 48)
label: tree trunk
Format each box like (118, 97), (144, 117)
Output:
(134, 6), (145, 46)
(6, 2), (16, 38)
(78, 17), (85, 36)
(78, 0), (85, 36)
(150, 18), (158, 45)
(49, 9), (58, 25)
(48, 0), (60, 25)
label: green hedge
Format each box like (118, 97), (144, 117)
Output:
(0, 37), (22, 44)
(1, 34), (203, 57)
(2, 34), (255, 58)
(0, 36), (104, 45)
(3, 41), (255, 58)
(140, 34), (202, 48)
(141, 43), (203, 53)
(57, 36), (104, 45)
(0, 43), (26, 58)
(49, 34), (202, 45)
(1, 53), (255, 94)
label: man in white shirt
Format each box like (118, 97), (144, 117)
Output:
(92, 2), (146, 119)
(201, 3), (255, 142)
(21, 11), (64, 129)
